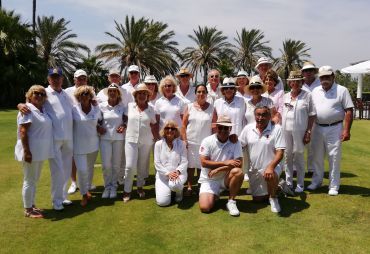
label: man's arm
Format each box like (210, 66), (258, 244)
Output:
(341, 108), (353, 142)
(263, 149), (284, 180)
(200, 155), (241, 170)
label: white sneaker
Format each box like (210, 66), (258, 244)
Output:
(307, 183), (320, 191)
(110, 188), (117, 199)
(244, 174), (249, 181)
(278, 179), (295, 196)
(53, 202), (64, 211)
(269, 198), (281, 213)
(295, 185), (304, 193)
(89, 184), (96, 191)
(67, 182), (78, 194)
(175, 191), (183, 203)
(226, 200), (240, 216)
(102, 188), (110, 199)
(328, 188), (339, 196)
(62, 199), (73, 206)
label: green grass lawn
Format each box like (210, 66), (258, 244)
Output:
(0, 110), (369, 254)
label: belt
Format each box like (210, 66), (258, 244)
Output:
(316, 120), (343, 127)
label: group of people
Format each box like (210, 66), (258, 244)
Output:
(16, 57), (354, 218)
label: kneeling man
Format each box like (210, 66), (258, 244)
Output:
(198, 115), (244, 216)
(239, 106), (285, 213)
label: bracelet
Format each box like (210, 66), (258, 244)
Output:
(306, 130), (311, 134)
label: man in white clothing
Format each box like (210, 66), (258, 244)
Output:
(253, 57), (284, 91)
(308, 66), (354, 196)
(96, 68), (123, 103)
(198, 115), (244, 216)
(206, 69), (222, 104)
(239, 106), (285, 213)
(175, 67), (195, 104)
(121, 65), (140, 103)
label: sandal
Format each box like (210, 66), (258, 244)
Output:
(32, 206), (44, 213)
(24, 209), (43, 218)
(81, 196), (89, 207)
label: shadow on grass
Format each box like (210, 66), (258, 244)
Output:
(306, 184), (370, 197)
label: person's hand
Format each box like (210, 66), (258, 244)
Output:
(341, 129), (351, 142)
(97, 125), (106, 135)
(208, 168), (220, 178)
(224, 159), (241, 168)
(116, 125), (126, 134)
(228, 134), (238, 144)
(303, 131), (311, 145)
(18, 103), (31, 115)
(168, 170), (180, 181)
(263, 165), (275, 180)
(184, 140), (188, 149)
(24, 150), (32, 163)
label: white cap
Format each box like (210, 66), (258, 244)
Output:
(318, 66), (334, 77)
(255, 57), (272, 69)
(108, 68), (120, 76)
(301, 61), (318, 71)
(237, 70), (248, 77)
(74, 69), (87, 78)
(128, 65), (140, 73)
(144, 75), (158, 84)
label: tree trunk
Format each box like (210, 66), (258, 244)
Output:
(32, 0), (36, 49)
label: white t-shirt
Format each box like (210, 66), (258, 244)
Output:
(99, 101), (126, 141)
(65, 86), (78, 105)
(154, 95), (185, 129)
(176, 85), (196, 104)
(198, 134), (243, 182)
(186, 103), (214, 145)
(262, 89), (284, 115)
(206, 83), (222, 105)
(214, 96), (246, 136)
(311, 83), (354, 125)
(15, 103), (54, 161)
(72, 104), (101, 154)
(125, 102), (156, 145)
(121, 81), (139, 104)
(245, 96), (274, 125)
(44, 86), (73, 141)
(149, 93), (161, 108)
(154, 138), (188, 176)
(239, 122), (285, 171)
(302, 78), (321, 93)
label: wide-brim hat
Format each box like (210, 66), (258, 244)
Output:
(132, 83), (152, 97)
(255, 57), (272, 69)
(287, 70), (304, 81)
(301, 61), (318, 71)
(212, 115), (234, 127)
(236, 70), (248, 77)
(144, 75), (158, 84)
(220, 77), (239, 88)
(103, 83), (124, 96)
(244, 76), (267, 95)
(176, 67), (194, 78)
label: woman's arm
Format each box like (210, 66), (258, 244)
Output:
(19, 123), (32, 163)
(153, 141), (169, 175)
(180, 106), (189, 145)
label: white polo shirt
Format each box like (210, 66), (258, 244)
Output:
(245, 96), (274, 125)
(72, 104), (101, 154)
(125, 102), (156, 145)
(206, 83), (222, 104)
(311, 83), (354, 125)
(176, 85), (196, 104)
(198, 134), (243, 182)
(239, 122), (285, 171)
(65, 86), (78, 105)
(302, 78), (321, 93)
(99, 101), (126, 141)
(44, 86), (73, 141)
(121, 81), (139, 104)
(154, 138), (188, 176)
(15, 103), (54, 161)
(214, 96), (246, 136)
(154, 95), (185, 129)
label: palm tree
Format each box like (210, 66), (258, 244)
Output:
(233, 28), (272, 76)
(181, 26), (231, 84)
(277, 39), (311, 80)
(77, 50), (108, 90)
(35, 16), (89, 80)
(96, 15), (180, 81)
(32, 0), (36, 48)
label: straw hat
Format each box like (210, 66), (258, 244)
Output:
(103, 83), (124, 96)
(220, 77), (238, 88)
(132, 83), (152, 97)
(286, 70), (304, 81)
(144, 75), (158, 84)
(176, 67), (193, 78)
(244, 76), (267, 95)
(213, 115), (234, 127)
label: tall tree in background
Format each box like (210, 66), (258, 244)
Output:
(277, 39), (310, 80)
(35, 16), (89, 82)
(181, 26), (231, 84)
(77, 50), (108, 90)
(32, 0), (36, 48)
(96, 15), (180, 81)
(233, 28), (272, 75)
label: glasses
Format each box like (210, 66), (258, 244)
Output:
(217, 125), (230, 131)
(81, 92), (90, 97)
(210, 75), (219, 78)
(34, 91), (46, 97)
(222, 87), (235, 91)
(249, 85), (262, 90)
(302, 69), (315, 73)
(284, 103), (294, 110)
(164, 127), (176, 131)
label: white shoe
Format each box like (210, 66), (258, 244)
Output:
(246, 188), (252, 195)
(102, 188), (110, 199)
(53, 202), (64, 211)
(244, 174), (249, 181)
(89, 184), (96, 191)
(269, 198), (281, 213)
(67, 182), (78, 194)
(295, 185), (304, 193)
(226, 200), (240, 216)
(175, 191), (183, 203)
(110, 188), (117, 199)
(278, 179), (295, 196)
(328, 188), (339, 196)
(307, 183), (320, 191)
(62, 199), (73, 206)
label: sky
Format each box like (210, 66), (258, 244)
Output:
(3, 0), (370, 71)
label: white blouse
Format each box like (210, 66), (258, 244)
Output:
(154, 95), (185, 129)
(186, 103), (214, 145)
(99, 101), (126, 141)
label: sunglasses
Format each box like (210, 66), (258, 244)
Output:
(164, 127), (176, 131)
(217, 125), (230, 131)
(250, 85), (262, 90)
(180, 74), (190, 78)
(34, 91), (46, 97)
(302, 69), (315, 73)
(164, 84), (173, 88)
(81, 92), (91, 96)
(222, 87), (235, 91)
(210, 75), (219, 78)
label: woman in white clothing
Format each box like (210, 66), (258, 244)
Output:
(262, 69), (284, 120)
(155, 75), (185, 129)
(181, 84), (214, 196)
(155, 121), (188, 206)
(144, 75), (161, 108)
(98, 84), (127, 199)
(123, 84), (159, 202)
(15, 85), (54, 218)
(72, 86), (100, 206)
(282, 71), (316, 193)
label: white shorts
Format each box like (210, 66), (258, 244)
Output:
(199, 179), (226, 196)
(187, 144), (201, 169)
(248, 165), (282, 197)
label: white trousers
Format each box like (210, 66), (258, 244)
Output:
(22, 161), (43, 208)
(49, 139), (73, 205)
(124, 142), (152, 193)
(118, 141), (126, 181)
(284, 130), (305, 188)
(74, 151), (98, 195)
(155, 173), (187, 206)
(311, 124), (342, 190)
(306, 124), (316, 172)
(100, 139), (124, 189)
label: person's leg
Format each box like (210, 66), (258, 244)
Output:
(295, 151), (305, 190)
(118, 141), (126, 185)
(100, 140), (113, 189)
(284, 130), (294, 187)
(61, 140), (73, 201)
(31, 161), (43, 208)
(49, 140), (64, 208)
(198, 182), (219, 213)
(23, 161), (41, 209)
(155, 175), (172, 206)
(123, 142), (138, 198)
(75, 154), (89, 206)
(186, 144), (199, 194)
(110, 140), (123, 197)
(326, 125), (342, 193)
(310, 126), (325, 189)
(87, 151), (98, 190)
(136, 143), (152, 192)
(67, 159), (78, 194)
(224, 168), (244, 200)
